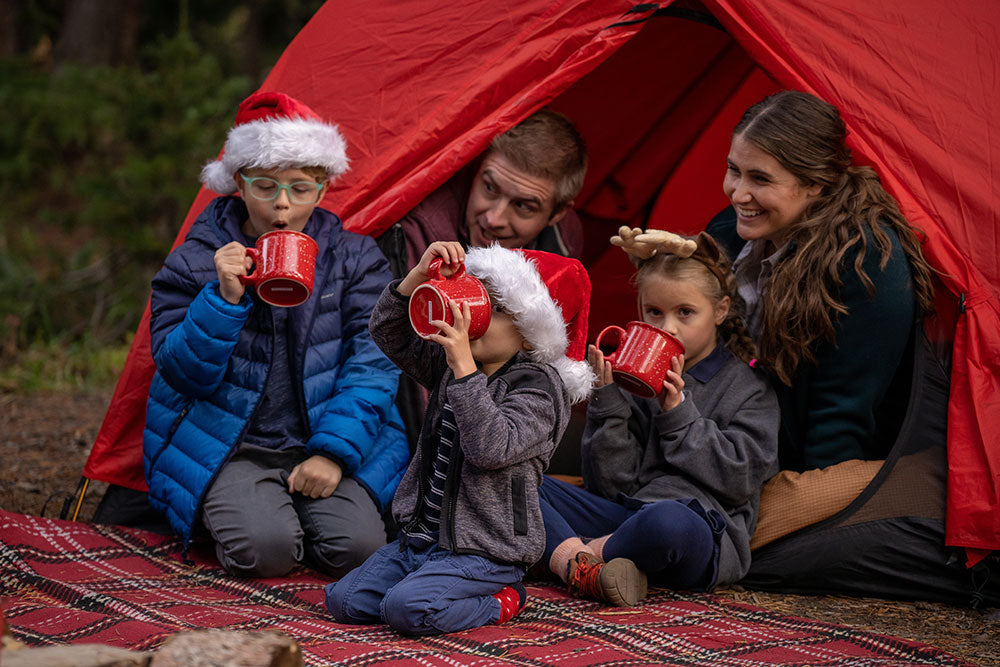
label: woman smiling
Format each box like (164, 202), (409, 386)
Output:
(701, 91), (998, 605)
(709, 90), (934, 470)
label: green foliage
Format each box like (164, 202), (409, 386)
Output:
(0, 1), (327, 391)
(0, 33), (253, 384)
(0, 337), (131, 394)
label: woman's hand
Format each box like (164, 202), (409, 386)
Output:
(214, 241), (253, 304)
(398, 241), (466, 296)
(658, 354), (686, 411)
(288, 455), (343, 499)
(427, 299), (477, 378)
(611, 226), (697, 260)
(587, 344), (614, 388)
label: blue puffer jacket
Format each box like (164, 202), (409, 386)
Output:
(143, 196), (409, 544)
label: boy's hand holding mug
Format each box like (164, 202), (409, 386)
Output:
(215, 241), (255, 304)
(401, 242), (491, 379)
(214, 230), (319, 307)
(398, 241), (467, 296)
(428, 299), (478, 378)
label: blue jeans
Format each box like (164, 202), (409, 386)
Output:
(538, 476), (723, 590)
(325, 538), (524, 635)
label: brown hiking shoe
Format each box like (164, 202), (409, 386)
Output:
(566, 551), (647, 607)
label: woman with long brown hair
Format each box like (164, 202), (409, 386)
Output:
(708, 89), (935, 472)
(696, 90), (1000, 607)
(617, 90), (996, 606)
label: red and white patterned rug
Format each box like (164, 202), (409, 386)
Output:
(0, 510), (975, 666)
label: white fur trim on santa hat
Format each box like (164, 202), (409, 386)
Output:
(200, 117), (349, 194)
(465, 245), (594, 403)
(550, 356), (597, 404)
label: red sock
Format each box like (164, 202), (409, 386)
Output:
(493, 583), (526, 624)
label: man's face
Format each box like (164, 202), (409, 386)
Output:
(465, 153), (567, 249)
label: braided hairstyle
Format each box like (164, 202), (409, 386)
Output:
(632, 232), (758, 364)
(733, 91), (935, 384)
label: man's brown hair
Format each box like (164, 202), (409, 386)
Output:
(488, 109), (588, 212)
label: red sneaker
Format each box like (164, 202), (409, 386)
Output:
(566, 551), (647, 607)
(493, 582), (526, 624)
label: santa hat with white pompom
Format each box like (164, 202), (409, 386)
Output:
(464, 245), (595, 404)
(200, 91), (349, 194)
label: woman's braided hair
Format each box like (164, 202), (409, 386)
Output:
(632, 232), (758, 364)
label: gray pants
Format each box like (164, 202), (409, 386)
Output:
(201, 444), (387, 578)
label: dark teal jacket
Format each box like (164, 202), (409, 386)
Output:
(707, 207), (917, 470)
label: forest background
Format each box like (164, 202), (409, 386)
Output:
(0, 0), (324, 392)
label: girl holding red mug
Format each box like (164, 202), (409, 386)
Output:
(537, 230), (779, 606)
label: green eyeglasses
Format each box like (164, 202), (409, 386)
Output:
(239, 173), (324, 205)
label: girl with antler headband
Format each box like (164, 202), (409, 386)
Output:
(536, 229), (779, 606)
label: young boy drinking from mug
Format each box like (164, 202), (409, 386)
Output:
(325, 241), (594, 635)
(143, 92), (409, 578)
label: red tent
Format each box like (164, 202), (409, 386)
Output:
(85, 0), (1000, 553)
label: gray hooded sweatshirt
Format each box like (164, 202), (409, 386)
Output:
(370, 283), (570, 566)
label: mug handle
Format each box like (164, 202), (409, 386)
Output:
(238, 246), (261, 287)
(427, 256), (465, 281)
(594, 325), (626, 363)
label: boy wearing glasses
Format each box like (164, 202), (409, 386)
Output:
(143, 92), (409, 578)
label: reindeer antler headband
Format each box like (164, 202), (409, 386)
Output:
(610, 226), (729, 289)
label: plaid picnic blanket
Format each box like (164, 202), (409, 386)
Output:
(0, 509), (974, 666)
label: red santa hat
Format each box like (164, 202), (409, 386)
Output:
(200, 91), (349, 194)
(464, 245), (594, 403)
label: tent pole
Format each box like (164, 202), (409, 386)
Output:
(65, 477), (90, 522)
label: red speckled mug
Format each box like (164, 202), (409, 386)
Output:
(239, 230), (318, 307)
(409, 258), (491, 340)
(595, 321), (685, 398)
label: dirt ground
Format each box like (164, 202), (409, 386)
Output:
(1, 390), (997, 666)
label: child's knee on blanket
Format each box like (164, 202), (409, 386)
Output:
(324, 572), (377, 624)
(381, 584), (438, 635)
(309, 525), (386, 578)
(218, 520), (303, 578)
(608, 500), (716, 577)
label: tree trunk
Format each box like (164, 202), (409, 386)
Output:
(0, 0), (22, 56)
(241, 0), (266, 82)
(53, 0), (142, 67)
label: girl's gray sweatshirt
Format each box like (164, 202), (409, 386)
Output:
(582, 346), (779, 586)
